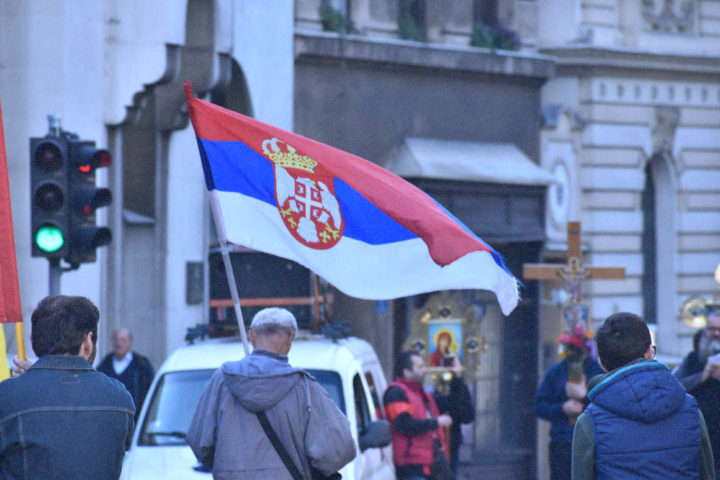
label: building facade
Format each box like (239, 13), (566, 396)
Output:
(534, 0), (720, 476)
(1, 0), (719, 477)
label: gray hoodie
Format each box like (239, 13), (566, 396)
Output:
(187, 350), (356, 480)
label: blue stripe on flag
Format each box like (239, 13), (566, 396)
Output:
(202, 139), (417, 245)
(431, 198), (512, 275)
(333, 178), (416, 244)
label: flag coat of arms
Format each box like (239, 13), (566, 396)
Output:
(184, 83), (519, 315)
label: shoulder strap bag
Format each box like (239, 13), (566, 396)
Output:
(256, 411), (341, 480)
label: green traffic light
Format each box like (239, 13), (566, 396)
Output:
(35, 225), (64, 253)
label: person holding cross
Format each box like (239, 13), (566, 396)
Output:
(534, 338), (603, 479)
(525, 222), (623, 480)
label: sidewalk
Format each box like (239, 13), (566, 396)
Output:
(456, 462), (532, 480)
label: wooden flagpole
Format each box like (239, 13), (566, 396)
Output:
(208, 191), (250, 355)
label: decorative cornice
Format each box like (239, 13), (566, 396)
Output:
(587, 77), (720, 108)
(539, 46), (720, 77)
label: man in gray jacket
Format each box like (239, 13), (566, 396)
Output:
(187, 307), (356, 479)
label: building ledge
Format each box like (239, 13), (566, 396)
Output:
(539, 45), (720, 76)
(295, 30), (556, 80)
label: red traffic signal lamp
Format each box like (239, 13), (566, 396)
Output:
(66, 139), (112, 266)
(30, 137), (69, 258)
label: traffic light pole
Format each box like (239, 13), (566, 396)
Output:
(48, 258), (62, 296)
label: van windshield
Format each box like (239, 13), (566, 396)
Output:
(138, 368), (344, 446)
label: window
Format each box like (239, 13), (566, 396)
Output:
(364, 371), (384, 419)
(139, 370), (214, 446)
(353, 374), (372, 435)
(398, 0), (426, 41)
(139, 368), (346, 446)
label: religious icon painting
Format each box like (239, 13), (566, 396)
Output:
(428, 319), (463, 369)
(403, 290), (490, 382)
(562, 303), (590, 334)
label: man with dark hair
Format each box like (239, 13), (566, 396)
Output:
(432, 355), (474, 477)
(571, 312), (714, 480)
(0, 295), (135, 480)
(97, 327), (155, 420)
(675, 309), (720, 478)
(383, 351), (453, 480)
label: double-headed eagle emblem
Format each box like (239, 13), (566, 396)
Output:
(263, 138), (344, 249)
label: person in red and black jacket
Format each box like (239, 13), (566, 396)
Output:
(383, 351), (452, 480)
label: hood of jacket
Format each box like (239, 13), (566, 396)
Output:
(588, 360), (686, 424)
(221, 350), (309, 412)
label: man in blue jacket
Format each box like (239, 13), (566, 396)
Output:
(0, 295), (135, 480)
(571, 312), (714, 480)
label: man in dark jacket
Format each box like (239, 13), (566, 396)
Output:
(97, 327), (154, 419)
(432, 356), (475, 477)
(187, 307), (355, 479)
(383, 351), (453, 480)
(674, 309), (720, 478)
(0, 295), (135, 480)
(571, 312), (714, 480)
(535, 355), (603, 480)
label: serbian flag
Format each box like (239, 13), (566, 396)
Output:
(184, 83), (519, 315)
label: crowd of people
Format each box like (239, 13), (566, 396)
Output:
(0, 295), (715, 479)
(536, 311), (720, 480)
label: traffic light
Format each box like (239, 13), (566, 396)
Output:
(30, 130), (113, 268)
(30, 137), (69, 258)
(66, 139), (112, 266)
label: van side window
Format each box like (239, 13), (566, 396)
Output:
(364, 371), (384, 419)
(352, 374), (372, 434)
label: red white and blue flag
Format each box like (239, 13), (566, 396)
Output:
(184, 83), (519, 315)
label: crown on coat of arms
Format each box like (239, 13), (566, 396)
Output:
(262, 138), (317, 173)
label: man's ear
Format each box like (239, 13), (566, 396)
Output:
(282, 331), (295, 352)
(78, 332), (94, 361)
(643, 344), (654, 360)
(598, 356), (608, 373)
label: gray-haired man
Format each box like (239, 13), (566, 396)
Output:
(187, 307), (355, 479)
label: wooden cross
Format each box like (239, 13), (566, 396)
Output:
(523, 222), (625, 304)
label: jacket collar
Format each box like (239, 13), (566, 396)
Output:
(31, 354), (94, 371)
(394, 377), (425, 394)
(251, 349), (289, 362)
(588, 358), (665, 399)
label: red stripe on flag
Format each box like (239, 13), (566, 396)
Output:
(184, 82), (494, 267)
(0, 91), (22, 323)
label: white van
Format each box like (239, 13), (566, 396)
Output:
(119, 332), (395, 480)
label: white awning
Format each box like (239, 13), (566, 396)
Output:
(384, 137), (555, 186)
